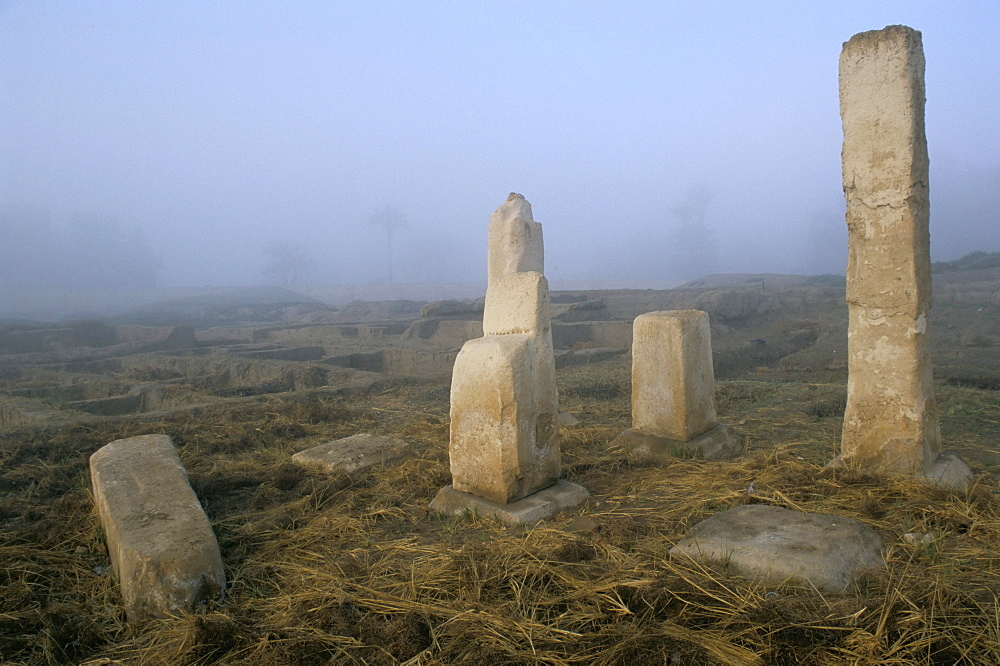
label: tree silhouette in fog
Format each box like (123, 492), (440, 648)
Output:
(670, 186), (718, 280)
(369, 206), (407, 284)
(263, 240), (312, 287)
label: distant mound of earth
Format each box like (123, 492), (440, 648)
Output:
(142, 286), (323, 308)
(115, 286), (336, 328)
(680, 273), (814, 289)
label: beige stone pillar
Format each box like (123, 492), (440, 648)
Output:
(431, 194), (587, 522)
(837, 25), (971, 488)
(633, 310), (717, 441)
(612, 310), (741, 460)
(449, 271), (559, 503)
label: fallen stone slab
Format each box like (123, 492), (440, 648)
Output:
(292, 433), (415, 474)
(429, 480), (589, 526)
(613, 424), (743, 461)
(670, 504), (883, 592)
(89, 434), (225, 622)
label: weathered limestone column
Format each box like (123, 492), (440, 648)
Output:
(90, 434), (225, 621)
(448, 271), (559, 503)
(835, 25), (971, 489)
(613, 310), (741, 460)
(431, 194), (588, 523)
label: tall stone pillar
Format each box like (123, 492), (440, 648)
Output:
(836, 25), (971, 489)
(430, 194), (588, 523)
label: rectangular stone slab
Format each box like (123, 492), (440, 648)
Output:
(90, 434), (225, 621)
(292, 433), (414, 474)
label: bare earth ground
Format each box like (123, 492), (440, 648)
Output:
(1, 262), (998, 665)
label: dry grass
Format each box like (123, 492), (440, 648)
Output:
(1, 365), (998, 665)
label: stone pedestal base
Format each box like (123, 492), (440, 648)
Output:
(612, 424), (743, 461)
(429, 480), (589, 526)
(827, 451), (973, 491)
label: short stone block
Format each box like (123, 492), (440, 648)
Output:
(632, 310), (717, 442)
(482, 271), (551, 337)
(292, 433), (414, 474)
(89, 434), (225, 622)
(429, 480), (589, 526)
(613, 424), (743, 462)
(670, 504), (884, 592)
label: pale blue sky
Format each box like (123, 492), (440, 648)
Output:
(2, 1), (998, 288)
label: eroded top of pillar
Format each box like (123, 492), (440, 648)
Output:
(487, 193), (544, 286)
(840, 25), (927, 208)
(840, 24), (930, 316)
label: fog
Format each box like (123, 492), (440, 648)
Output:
(2, 2), (998, 316)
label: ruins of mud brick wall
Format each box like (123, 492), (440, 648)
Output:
(835, 25), (971, 489)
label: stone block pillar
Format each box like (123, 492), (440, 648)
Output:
(613, 310), (741, 460)
(431, 194), (588, 522)
(633, 310), (717, 441)
(835, 25), (971, 489)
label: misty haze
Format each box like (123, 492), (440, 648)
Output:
(2, 3), (998, 319)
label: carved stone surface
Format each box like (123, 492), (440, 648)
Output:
(449, 333), (559, 503)
(487, 192), (543, 286)
(441, 193), (583, 512)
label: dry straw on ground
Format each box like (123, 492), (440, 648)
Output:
(1, 361), (998, 665)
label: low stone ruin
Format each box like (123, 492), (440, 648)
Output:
(292, 433), (415, 474)
(832, 25), (972, 489)
(430, 193), (588, 524)
(89, 434), (225, 621)
(613, 310), (742, 460)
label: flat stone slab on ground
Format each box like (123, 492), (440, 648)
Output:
(292, 433), (415, 474)
(670, 504), (883, 592)
(89, 434), (225, 622)
(429, 480), (589, 526)
(613, 424), (743, 461)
